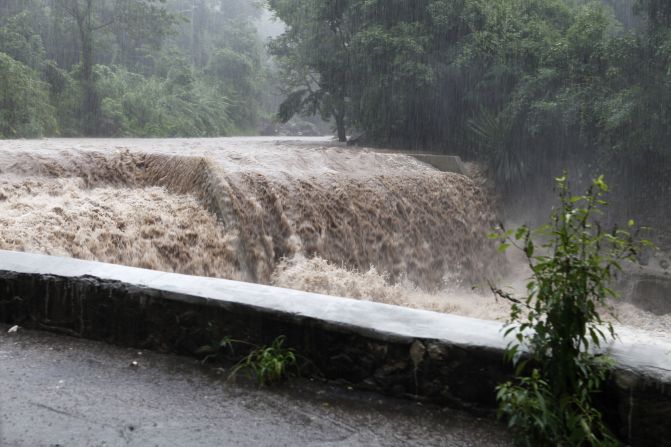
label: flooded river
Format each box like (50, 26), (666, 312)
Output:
(0, 137), (667, 335)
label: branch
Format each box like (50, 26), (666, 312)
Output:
(490, 284), (533, 311)
(92, 19), (115, 30)
(58, 0), (79, 19)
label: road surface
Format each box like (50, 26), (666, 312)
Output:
(0, 326), (511, 447)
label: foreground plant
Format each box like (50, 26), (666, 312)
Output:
(228, 336), (298, 386)
(492, 174), (651, 446)
(198, 331), (298, 386)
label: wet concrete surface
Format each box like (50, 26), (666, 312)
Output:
(0, 326), (511, 447)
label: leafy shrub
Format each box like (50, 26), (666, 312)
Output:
(492, 174), (651, 446)
(96, 64), (232, 137)
(0, 52), (56, 138)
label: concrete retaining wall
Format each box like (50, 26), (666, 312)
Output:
(0, 250), (669, 445)
(618, 271), (671, 316)
(410, 154), (468, 175)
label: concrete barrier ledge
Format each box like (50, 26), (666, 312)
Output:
(0, 250), (669, 445)
(409, 154), (468, 175)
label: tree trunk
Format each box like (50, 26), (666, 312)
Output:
(80, 31), (97, 135)
(335, 113), (346, 142)
(75, 0), (99, 135)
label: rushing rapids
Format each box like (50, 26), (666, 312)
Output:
(0, 138), (667, 333)
(0, 139), (502, 288)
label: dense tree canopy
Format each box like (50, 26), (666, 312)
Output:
(268, 0), (671, 235)
(0, 52), (56, 137)
(1, 0), (669, 236)
(269, 0), (669, 157)
(0, 0), (268, 137)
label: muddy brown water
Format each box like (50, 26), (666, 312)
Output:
(0, 138), (667, 335)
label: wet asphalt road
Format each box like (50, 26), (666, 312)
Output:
(0, 327), (511, 447)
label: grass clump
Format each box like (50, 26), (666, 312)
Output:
(198, 332), (298, 386)
(228, 336), (297, 386)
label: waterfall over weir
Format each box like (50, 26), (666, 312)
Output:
(0, 138), (501, 291)
(0, 138), (669, 333)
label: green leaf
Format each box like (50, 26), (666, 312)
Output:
(594, 175), (609, 192)
(515, 226), (527, 240)
(498, 242), (511, 253)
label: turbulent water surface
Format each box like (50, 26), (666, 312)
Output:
(0, 137), (667, 335)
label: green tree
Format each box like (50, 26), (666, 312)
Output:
(0, 10), (46, 69)
(0, 0), (270, 137)
(0, 52), (56, 137)
(55, 0), (174, 135)
(268, 0), (355, 141)
(493, 175), (650, 445)
(204, 20), (264, 133)
(96, 62), (231, 137)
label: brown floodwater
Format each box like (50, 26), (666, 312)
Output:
(0, 137), (667, 335)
